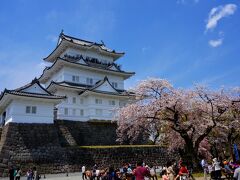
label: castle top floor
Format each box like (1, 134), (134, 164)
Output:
(44, 32), (125, 64)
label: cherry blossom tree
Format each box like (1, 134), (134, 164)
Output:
(207, 88), (240, 159)
(117, 78), (238, 165)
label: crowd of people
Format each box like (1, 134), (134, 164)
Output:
(7, 159), (240, 180)
(81, 160), (193, 180)
(201, 158), (240, 180)
(8, 166), (40, 180)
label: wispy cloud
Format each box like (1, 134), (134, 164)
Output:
(177, 0), (199, 4)
(206, 4), (237, 31)
(209, 38), (223, 47)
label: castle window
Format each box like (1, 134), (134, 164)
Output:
(95, 98), (102, 104)
(86, 78), (93, 85)
(80, 109), (84, 116)
(109, 100), (115, 106)
(32, 106), (37, 114)
(72, 75), (79, 82)
(96, 109), (102, 116)
(64, 108), (68, 115)
(26, 106), (37, 114)
(26, 106), (31, 114)
(112, 82), (118, 88)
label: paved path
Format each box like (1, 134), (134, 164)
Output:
(0, 173), (206, 180)
(0, 172), (81, 180)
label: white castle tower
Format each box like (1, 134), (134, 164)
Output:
(38, 32), (135, 121)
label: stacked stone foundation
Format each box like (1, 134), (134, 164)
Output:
(0, 120), (174, 177)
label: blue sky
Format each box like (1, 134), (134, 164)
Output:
(0, 0), (239, 91)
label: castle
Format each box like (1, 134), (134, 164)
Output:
(0, 32), (135, 124)
(0, 33), (172, 177)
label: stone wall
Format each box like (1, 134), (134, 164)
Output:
(0, 121), (174, 177)
(55, 120), (118, 146)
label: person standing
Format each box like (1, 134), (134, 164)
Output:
(212, 158), (221, 179)
(201, 159), (208, 180)
(133, 161), (150, 180)
(161, 170), (169, 180)
(26, 169), (33, 180)
(8, 166), (15, 180)
(166, 162), (175, 180)
(15, 167), (21, 180)
(33, 167), (40, 180)
(175, 162), (189, 180)
(234, 160), (240, 180)
(82, 165), (86, 180)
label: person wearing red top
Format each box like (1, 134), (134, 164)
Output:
(175, 163), (189, 180)
(133, 161), (150, 180)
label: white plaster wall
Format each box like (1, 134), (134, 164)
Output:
(54, 89), (122, 121)
(22, 84), (48, 94)
(3, 102), (14, 124)
(61, 48), (114, 63)
(94, 81), (117, 92)
(4, 99), (55, 124)
(55, 90), (88, 121)
(62, 66), (124, 89)
(45, 69), (64, 87)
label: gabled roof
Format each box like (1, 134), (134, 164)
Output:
(90, 76), (119, 92)
(14, 78), (52, 94)
(46, 77), (133, 98)
(46, 81), (90, 92)
(44, 32), (124, 62)
(79, 77), (132, 97)
(47, 78), (125, 93)
(0, 78), (66, 102)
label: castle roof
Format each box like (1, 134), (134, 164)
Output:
(47, 77), (133, 98)
(44, 32), (124, 62)
(39, 57), (135, 83)
(0, 79), (65, 113)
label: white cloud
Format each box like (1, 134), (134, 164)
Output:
(206, 4), (237, 31)
(209, 38), (223, 47)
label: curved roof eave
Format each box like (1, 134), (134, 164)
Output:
(44, 38), (124, 62)
(39, 58), (135, 83)
(46, 81), (86, 92)
(79, 89), (131, 98)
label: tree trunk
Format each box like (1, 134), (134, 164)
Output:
(181, 142), (200, 171)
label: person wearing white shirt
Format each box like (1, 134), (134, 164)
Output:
(82, 165), (86, 180)
(212, 158), (221, 179)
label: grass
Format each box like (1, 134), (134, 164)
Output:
(192, 172), (204, 177)
(79, 145), (162, 149)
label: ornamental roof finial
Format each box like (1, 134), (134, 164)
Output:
(60, 29), (64, 35)
(100, 40), (105, 46)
